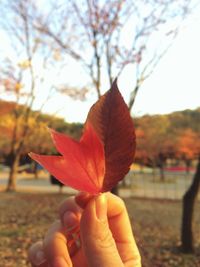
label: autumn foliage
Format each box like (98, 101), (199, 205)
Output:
(0, 100), (199, 172)
(134, 111), (200, 170)
(0, 100), (82, 163)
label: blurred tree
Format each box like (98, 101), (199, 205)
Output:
(35, 0), (196, 110)
(135, 114), (172, 180)
(0, 0), (67, 191)
(134, 128), (148, 171)
(0, 110), (14, 162)
(0, 102), (52, 175)
(169, 109), (200, 133)
(177, 128), (200, 173)
(0, 100), (16, 116)
(0, 99), (83, 179)
(134, 112), (200, 179)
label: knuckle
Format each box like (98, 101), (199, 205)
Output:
(107, 192), (126, 210)
(94, 222), (115, 249)
(58, 197), (75, 215)
(118, 197), (126, 209)
(98, 230), (114, 249)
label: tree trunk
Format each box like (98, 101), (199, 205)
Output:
(159, 165), (165, 182)
(33, 162), (39, 179)
(6, 153), (20, 192)
(181, 158), (200, 253)
(152, 161), (156, 181)
(185, 159), (191, 174)
(158, 153), (166, 181)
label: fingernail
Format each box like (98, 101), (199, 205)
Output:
(95, 194), (107, 221)
(34, 250), (46, 266)
(52, 257), (67, 267)
(63, 211), (78, 231)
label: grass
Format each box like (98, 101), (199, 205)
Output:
(0, 192), (199, 267)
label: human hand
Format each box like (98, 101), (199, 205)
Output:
(29, 192), (141, 267)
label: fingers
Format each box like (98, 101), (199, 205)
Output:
(29, 197), (84, 267)
(29, 220), (86, 267)
(42, 220), (89, 267)
(60, 192), (124, 223)
(59, 196), (82, 221)
(78, 192), (141, 267)
(29, 193), (141, 267)
(43, 220), (72, 267)
(28, 241), (47, 267)
(80, 194), (124, 267)
(59, 193), (139, 251)
(75, 192), (136, 243)
(58, 196), (82, 256)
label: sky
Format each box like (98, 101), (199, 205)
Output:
(127, 15), (200, 118)
(127, 16), (200, 118)
(1, 3), (200, 123)
(40, 11), (200, 123)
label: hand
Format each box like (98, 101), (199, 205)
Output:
(28, 192), (141, 267)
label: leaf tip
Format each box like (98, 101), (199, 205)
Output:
(47, 127), (55, 137)
(28, 152), (33, 158)
(28, 152), (38, 162)
(112, 77), (118, 90)
(47, 128), (60, 147)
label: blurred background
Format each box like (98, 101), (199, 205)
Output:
(0, 0), (200, 266)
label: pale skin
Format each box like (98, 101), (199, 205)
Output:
(28, 192), (141, 267)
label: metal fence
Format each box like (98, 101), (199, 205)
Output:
(119, 170), (200, 200)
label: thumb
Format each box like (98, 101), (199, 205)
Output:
(80, 194), (123, 267)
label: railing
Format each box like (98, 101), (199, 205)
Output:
(119, 170), (200, 200)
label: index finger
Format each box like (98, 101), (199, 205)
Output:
(76, 192), (141, 266)
(43, 221), (72, 267)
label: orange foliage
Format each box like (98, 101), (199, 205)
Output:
(177, 129), (200, 159)
(0, 100), (16, 116)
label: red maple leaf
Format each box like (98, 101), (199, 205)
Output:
(29, 79), (136, 194)
(29, 122), (105, 194)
